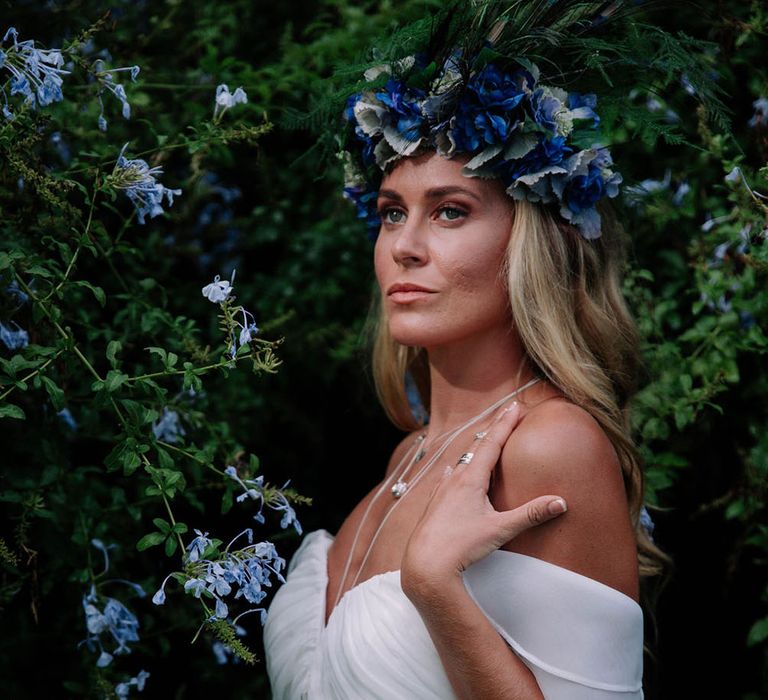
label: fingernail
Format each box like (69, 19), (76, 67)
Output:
(548, 498), (567, 515)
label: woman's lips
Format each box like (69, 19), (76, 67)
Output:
(386, 284), (437, 304)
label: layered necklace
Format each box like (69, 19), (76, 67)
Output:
(330, 376), (541, 612)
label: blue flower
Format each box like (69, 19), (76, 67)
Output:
(452, 64), (529, 151)
(214, 84), (247, 121)
(0, 320), (29, 350)
(0, 27), (69, 117)
(343, 185), (380, 238)
(567, 92), (600, 128)
(152, 407), (186, 444)
(748, 97), (768, 128)
(115, 670), (150, 699)
(92, 60), (140, 131)
(4, 279), (28, 305)
(202, 269), (235, 303)
(639, 506), (655, 542)
(503, 134), (572, 184)
(374, 79), (426, 143)
(57, 407), (78, 431)
(109, 144), (182, 225)
(81, 585), (142, 666)
(186, 529), (212, 563)
(563, 162), (607, 214)
(345, 94), (377, 167)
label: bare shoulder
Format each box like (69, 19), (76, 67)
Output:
(491, 397), (639, 601)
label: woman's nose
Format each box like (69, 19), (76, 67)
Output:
(391, 217), (428, 267)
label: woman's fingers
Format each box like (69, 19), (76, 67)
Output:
(497, 495), (568, 542)
(451, 401), (523, 479)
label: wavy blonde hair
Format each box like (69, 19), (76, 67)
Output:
(368, 196), (669, 586)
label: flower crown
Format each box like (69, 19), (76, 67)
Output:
(341, 54), (622, 241)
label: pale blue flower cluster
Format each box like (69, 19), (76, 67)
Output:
(152, 407), (186, 443)
(0, 320), (29, 350)
(93, 59), (140, 131)
(748, 97), (768, 128)
(201, 269), (260, 359)
(115, 670), (150, 699)
(344, 55), (621, 239)
(110, 143), (182, 224)
(639, 506), (655, 542)
(152, 528), (286, 624)
(225, 465), (302, 535)
(213, 83), (247, 121)
(0, 27), (69, 119)
(80, 540), (146, 669)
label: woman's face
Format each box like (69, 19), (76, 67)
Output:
(374, 151), (515, 350)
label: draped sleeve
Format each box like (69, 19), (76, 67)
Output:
(462, 550), (644, 699)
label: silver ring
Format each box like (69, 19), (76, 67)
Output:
(473, 431), (487, 441)
(458, 452), (474, 465)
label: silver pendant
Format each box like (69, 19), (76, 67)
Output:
(391, 480), (407, 498)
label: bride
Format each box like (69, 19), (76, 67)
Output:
(262, 2), (684, 697)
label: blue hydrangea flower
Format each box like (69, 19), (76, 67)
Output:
(0, 320), (29, 350)
(342, 185), (380, 238)
(109, 144), (182, 225)
(504, 134), (573, 183)
(345, 94), (377, 167)
(567, 92), (600, 128)
(374, 79), (426, 143)
(0, 27), (70, 117)
(352, 80), (427, 165)
(563, 162), (607, 214)
(452, 64), (529, 151)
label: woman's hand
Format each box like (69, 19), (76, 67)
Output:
(400, 401), (568, 595)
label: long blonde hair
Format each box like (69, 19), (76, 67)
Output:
(368, 195), (668, 583)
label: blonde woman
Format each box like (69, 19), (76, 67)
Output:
(261, 2), (712, 697)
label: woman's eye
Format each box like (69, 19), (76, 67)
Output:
(381, 208), (406, 224)
(437, 206), (466, 221)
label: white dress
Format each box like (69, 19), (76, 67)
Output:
(263, 529), (644, 699)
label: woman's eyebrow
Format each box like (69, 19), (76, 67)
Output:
(377, 186), (482, 202)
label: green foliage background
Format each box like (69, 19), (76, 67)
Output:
(0, 1), (766, 698)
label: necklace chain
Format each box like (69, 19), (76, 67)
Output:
(330, 376), (541, 612)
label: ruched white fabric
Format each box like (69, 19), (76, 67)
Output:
(263, 529), (644, 699)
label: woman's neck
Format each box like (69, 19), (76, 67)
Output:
(424, 328), (536, 439)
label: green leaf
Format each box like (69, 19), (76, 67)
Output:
(152, 518), (171, 534)
(104, 370), (129, 393)
(164, 536), (178, 557)
(747, 616), (768, 647)
(106, 340), (122, 369)
(136, 532), (166, 551)
(171, 522), (188, 534)
(41, 376), (65, 411)
(73, 280), (106, 306)
(0, 403), (26, 420)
